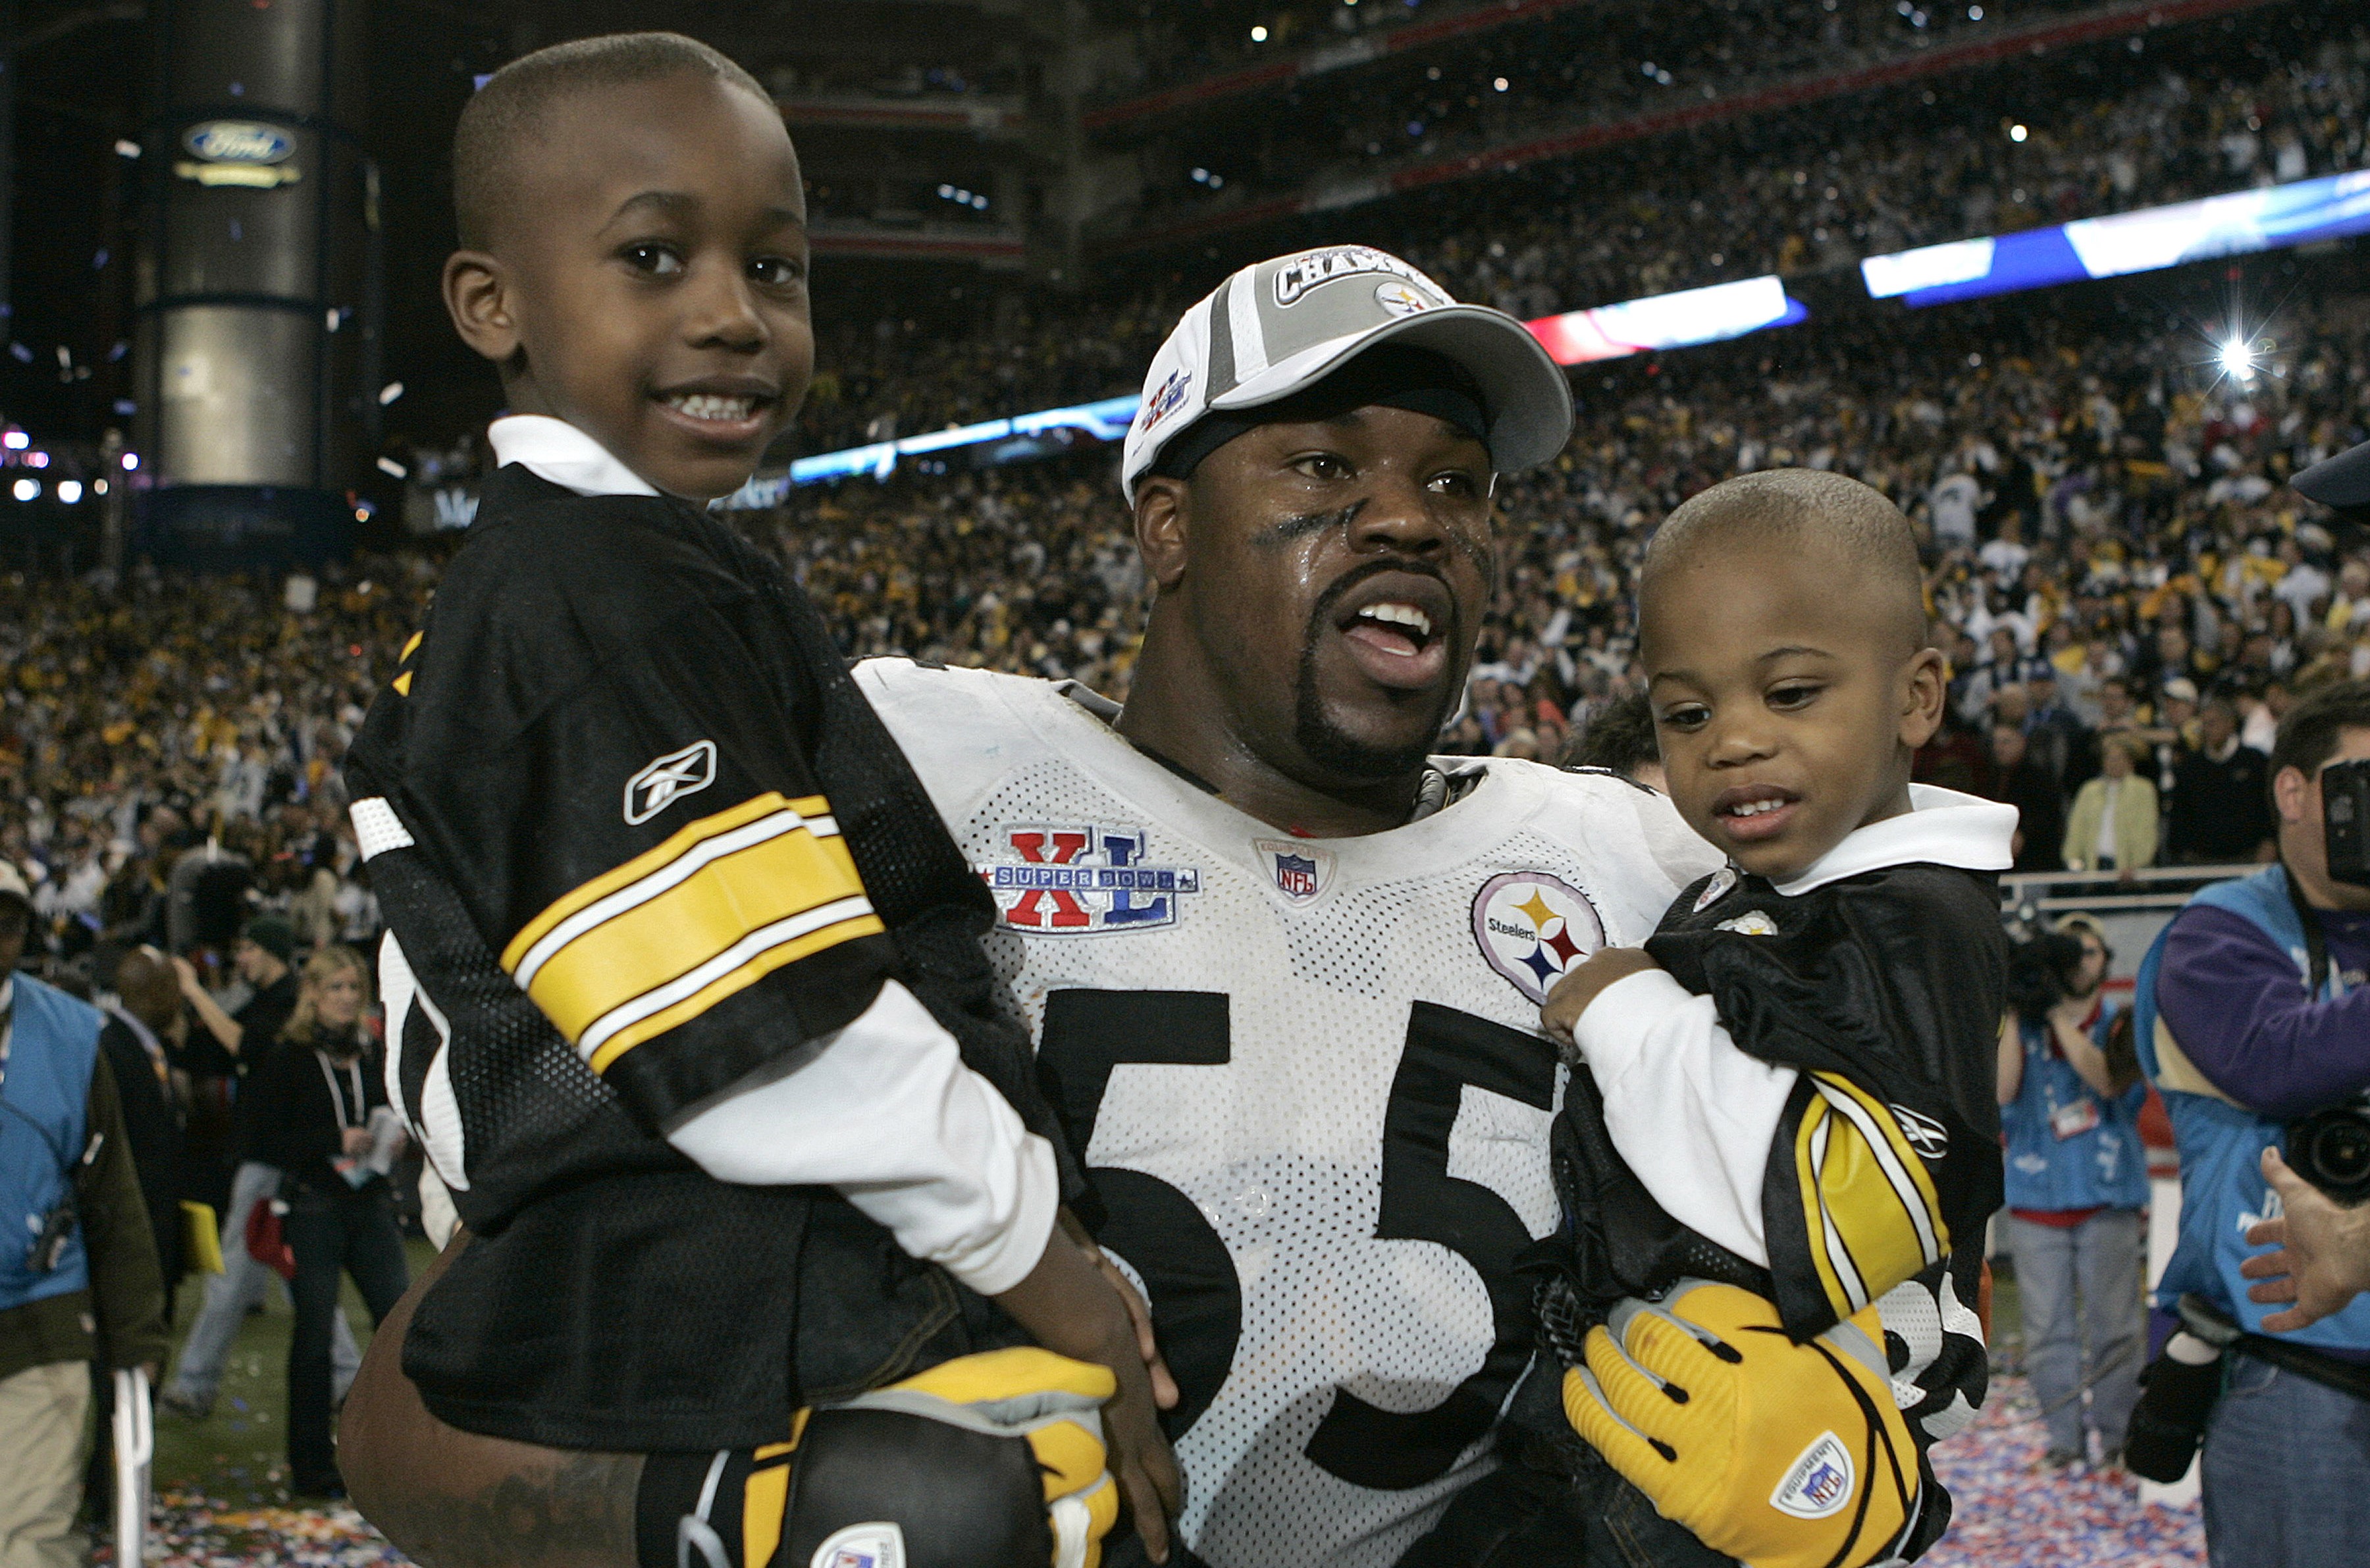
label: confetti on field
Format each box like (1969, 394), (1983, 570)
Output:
(1923, 1374), (2204, 1568)
(100, 1491), (410, 1568)
(114, 1373), (2198, 1568)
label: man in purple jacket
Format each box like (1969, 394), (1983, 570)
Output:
(2133, 673), (2370, 1568)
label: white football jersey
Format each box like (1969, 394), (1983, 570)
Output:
(856, 658), (1721, 1568)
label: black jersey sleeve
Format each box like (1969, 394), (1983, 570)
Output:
(1647, 867), (2007, 1340)
(380, 497), (900, 1130)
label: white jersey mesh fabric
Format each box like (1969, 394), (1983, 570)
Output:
(857, 659), (1718, 1568)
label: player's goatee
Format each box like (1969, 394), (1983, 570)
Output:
(1296, 558), (1462, 781)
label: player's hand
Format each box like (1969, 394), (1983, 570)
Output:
(1062, 1211), (1180, 1412)
(2242, 1146), (2370, 1332)
(1541, 947), (1660, 1047)
(171, 954), (206, 1001)
(993, 1234), (1182, 1562)
(1564, 1281), (1918, 1568)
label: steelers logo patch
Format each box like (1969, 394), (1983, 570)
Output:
(1472, 871), (1607, 1005)
(1374, 279), (1435, 317)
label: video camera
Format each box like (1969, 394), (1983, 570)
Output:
(2330, 756), (2370, 889)
(2281, 758), (2370, 1201)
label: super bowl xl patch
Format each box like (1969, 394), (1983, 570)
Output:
(979, 824), (1201, 933)
(1472, 871), (1606, 1005)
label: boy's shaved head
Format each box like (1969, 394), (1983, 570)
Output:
(1644, 469), (1926, 652)
(1635, 467), (1947, 882)
(453, 32), (769, 250)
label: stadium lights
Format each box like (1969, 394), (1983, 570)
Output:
(1862, 167), (2370, 307)
(57, 480), (83, 504)
(1, 429), (24, 450)
(26, 451), (47, 469)
(121, 452), (139, 471)
(12, 479), (38, 502)
(377, 456), (408, 479)
(1250, 24), (1268, 41)
(2219, 338), (2258, 382)
(2009, 123), (2028, 142)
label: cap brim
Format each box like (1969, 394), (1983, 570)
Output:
(2294, 438), (2370, 511)
(1207, 303), (1573, 475)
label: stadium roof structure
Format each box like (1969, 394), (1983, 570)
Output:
(1092, 0), (2291, 258)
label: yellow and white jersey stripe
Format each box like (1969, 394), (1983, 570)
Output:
(500, 791), (886, 1074)
(1791, 1071), (1949, 1320)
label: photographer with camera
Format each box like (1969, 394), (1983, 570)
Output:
(2124, 676), (2370, 1567)
(1997, 918), (2151, 1474)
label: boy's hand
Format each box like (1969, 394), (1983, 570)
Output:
(1542, 947), (1661, 1047)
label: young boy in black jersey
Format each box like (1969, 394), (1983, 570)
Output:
(1534, 470), (2013, 1568)
(338, 34), (1174, 1567)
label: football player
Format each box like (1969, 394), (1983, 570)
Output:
(340, 249), (1977, 1568)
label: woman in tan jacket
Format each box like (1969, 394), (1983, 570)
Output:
(2062, 733), (2161, 874)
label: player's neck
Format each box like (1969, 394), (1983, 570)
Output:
(1119, 660), (1423, 839)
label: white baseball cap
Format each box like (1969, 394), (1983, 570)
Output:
(1120, 244), (1573, 502)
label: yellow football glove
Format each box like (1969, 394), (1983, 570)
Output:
(1564, 1282), (1919, 1568)
(857, 1347), (1122, 1568)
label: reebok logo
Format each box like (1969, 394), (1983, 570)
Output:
(624, 740), (716, 825)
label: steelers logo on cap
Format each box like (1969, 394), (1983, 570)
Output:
(1374, 280), (1435, 318)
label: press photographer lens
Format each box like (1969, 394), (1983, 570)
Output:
(2329, 758), (2370, 889)
(2287, 1105), (2370, 1204)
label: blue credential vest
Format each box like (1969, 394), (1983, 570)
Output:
(0, 975), (105, 1314)
(2134, 865), (2370, 1349)
(2000, 1007), (2151, 1213)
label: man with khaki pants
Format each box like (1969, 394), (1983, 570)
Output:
(0, 863), (171, 1568)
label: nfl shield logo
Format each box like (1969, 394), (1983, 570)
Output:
(1273, 851), (1319, 899)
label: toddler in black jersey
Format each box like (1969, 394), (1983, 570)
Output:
(1535, 469), (2013, 1568)
(337, 34), (1173, 1565)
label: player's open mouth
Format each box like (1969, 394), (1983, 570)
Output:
(1334, 580), (1452, 691)
(1713, 785), (1801, 843)
(653, 381), (777, 442)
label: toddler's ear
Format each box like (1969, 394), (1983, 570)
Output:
(1899, 645), (1947, 750)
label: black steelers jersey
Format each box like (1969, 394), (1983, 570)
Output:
(342, 466), (1053, 1450)
(1537, 857), (2006, 1561)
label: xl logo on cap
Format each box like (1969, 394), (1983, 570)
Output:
(1272, 246), (1434, 307)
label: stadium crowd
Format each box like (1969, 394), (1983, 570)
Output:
(8, 286), (2368, 973)
(791, 11), (2367, 452)
(1086, 0), (2092, 109)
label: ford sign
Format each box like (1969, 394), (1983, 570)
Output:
(183, 121), (294, 165)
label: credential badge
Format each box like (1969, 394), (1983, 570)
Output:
(624, 739), (716, 825)
(1472, 871), (1606, 1005)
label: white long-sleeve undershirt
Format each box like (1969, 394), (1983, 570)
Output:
(1572, 966), (1798, 1266)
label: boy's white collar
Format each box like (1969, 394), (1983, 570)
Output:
(488, 415), (659, 499)
(1768, 783), (2016, 897)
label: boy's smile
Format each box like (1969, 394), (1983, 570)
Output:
(443, 71), (812, 501)
(1642, 538), (1943, 884)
